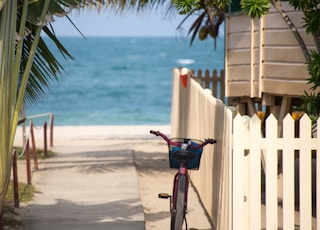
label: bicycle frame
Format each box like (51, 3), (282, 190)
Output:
(172, 166), (189, 214)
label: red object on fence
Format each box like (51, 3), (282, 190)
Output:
(44, 122), (47, 157)
(12, 150), (19, 208)
(30, 121), (38, 170)
(26, 140), (31, 185)
(180, 68), (188, 88)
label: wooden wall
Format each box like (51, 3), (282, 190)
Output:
(225, 2), (316, 98)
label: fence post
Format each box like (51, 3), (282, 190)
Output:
(299, 115), (312, 229)
(265, 114), (279, 229)
(232, 114), (246, 229)
(43, 122), (47, 157)
(26, 140), (31, 185)
(30, 121), (38, 170)
(12, 150), (19, 208)
(49, 113), (54, 147)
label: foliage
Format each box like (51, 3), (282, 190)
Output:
(6, 181), (35, 204)
(241, 0), (270, 18)
(303, 10), (320, 34)
(300, 91), (320, 123)
(173, 0), (200, 14)
(14, 146), (56, 160)
(307, 51), (320, 90)
(174, 0), (227, 46)
(4, 181), (36, 228)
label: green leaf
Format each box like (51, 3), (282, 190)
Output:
(241, 0), (270, 18)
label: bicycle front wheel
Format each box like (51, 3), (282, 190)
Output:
(171, 175), (186, 230)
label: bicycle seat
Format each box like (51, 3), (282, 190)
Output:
(173, 150), (195, 162)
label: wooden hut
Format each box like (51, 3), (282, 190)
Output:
(225, 1), (316, 118)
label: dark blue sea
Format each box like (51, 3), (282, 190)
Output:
(27, 37), (224, 126)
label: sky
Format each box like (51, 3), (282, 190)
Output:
(52, 8), (195, 37)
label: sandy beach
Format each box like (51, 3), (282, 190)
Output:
(13, 125), (212, 229)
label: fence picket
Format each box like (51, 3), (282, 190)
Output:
(299, 115), (312, 229)
(191, 69), (225, 102)
(249, 115), (262, 229)
(233, 114), (246, 230)
(265, 114), (278, 230)
(282, 114), (295, 230)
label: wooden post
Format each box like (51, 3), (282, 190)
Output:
(12, 150), (19, 208)
(43, 122), (47, 157)
(26, 140), (31, 185)
(30, 121), (38, 170)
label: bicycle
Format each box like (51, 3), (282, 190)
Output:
(150, 130), (216, 230)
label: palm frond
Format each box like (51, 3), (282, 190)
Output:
(188, 11), (206, 45)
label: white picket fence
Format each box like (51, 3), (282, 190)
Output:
(233, 114), (319, 230)
(171, 68), (233, 229)
(170, 68), (319, 229)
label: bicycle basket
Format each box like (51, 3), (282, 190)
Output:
(168, 138), (203, 170)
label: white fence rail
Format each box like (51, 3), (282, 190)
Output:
(170, 68), (319, 229)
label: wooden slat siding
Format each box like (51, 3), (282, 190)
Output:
(262, 79), (311, 97)
(299, 115), (312, 229)
(249, 115), (262, 229)
(263, 47), (306, 62)
(263, 30), (315, 47)
(267, 3), (307, 29)
(228, 33), (252, 49)
(228, 14), (251, 33)
(228, 49), (251, 65)
(260, 2), (314, 97)
(233, 114), (246, 230)
(266, 114), (278, 229)
(226, 14), (253, 97)
(282, 114), (295, 230)
(263, 63), (308, 79)
(191, 69), (226, 102)
(225, 1), (316, 97)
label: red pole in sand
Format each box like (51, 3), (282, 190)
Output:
(0, 210), (3, 230)
(30, 121), (38, 170)
(43, 122), (47, 157)
(49, 113), (54, 147)
(12, 150), (19, 208)
(26, 140), (32, 185)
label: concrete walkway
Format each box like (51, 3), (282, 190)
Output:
(19, 144), (144, 230)
(14, 125), (212, 230)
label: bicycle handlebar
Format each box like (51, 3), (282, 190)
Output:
(150, 130), (216, 149)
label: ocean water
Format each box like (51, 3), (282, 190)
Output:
(27, 37), (224, 126)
